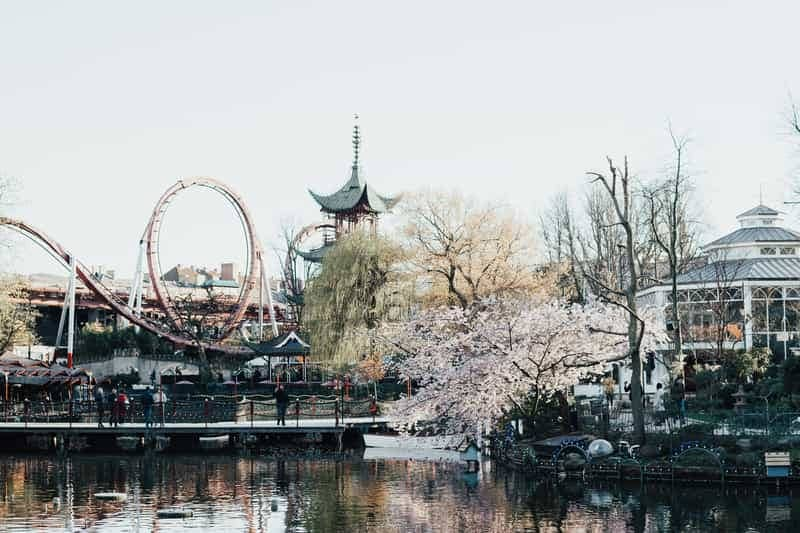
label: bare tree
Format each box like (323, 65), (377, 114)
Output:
(643, 130), (699, 364)
(0, 278), (38, 355)
(678, 249), (747, 364)
(587, 157), (650, 444)
(171, 287), (225, 383)
(540, 192), (584, 301)
(274, 219), (315, 327)
(402, 190), (538, 309)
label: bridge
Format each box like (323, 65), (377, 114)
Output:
(0, 397), (390, 453)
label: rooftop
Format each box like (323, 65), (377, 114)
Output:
(737, 204), (781, 218)
(704, 226), (800, 247)
(675, 257), (800, 284)
(308, 116), (399, 215)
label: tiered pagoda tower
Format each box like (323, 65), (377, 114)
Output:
(300, 116), (399, 263)
(309, 115), (399, 235)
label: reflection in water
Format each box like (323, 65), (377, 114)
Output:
(0, 454), (799, 532)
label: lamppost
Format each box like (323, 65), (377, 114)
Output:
(2, 371), (7, 422)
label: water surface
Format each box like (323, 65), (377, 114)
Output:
(0, 453), (798, 532)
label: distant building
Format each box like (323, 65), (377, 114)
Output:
(639, 204), (800, 359)
(161, 264), (200, 285)
(220, 262), (238, 282)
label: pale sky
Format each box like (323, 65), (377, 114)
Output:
(2, 1), (800, 278)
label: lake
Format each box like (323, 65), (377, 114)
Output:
(0, 452), (797, 532)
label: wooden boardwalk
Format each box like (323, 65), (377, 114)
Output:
(0, 416), (390, 436)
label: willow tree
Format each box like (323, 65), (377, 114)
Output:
(304, 231), (407, 364)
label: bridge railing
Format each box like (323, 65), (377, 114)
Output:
(0, 396), (378, 426)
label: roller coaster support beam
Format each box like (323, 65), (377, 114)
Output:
(55, 273), (71, 348)
(127, 239), (146, 331)
(67, 255), (76, 368)
(259, 254), (279, 338)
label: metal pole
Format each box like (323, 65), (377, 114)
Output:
(258, 259), (264, 341)
(67, 255), (76, 369)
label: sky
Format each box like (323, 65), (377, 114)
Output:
(2, 1), (800, 278)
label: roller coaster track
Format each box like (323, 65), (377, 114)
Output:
(143, 177), (266, 340)
(1, 177), (276, 357)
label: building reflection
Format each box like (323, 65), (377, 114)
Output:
(0, 454), (798, 532)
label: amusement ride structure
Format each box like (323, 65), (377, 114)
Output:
(1, 115), (398, 370)
(1, 178), (279, 367)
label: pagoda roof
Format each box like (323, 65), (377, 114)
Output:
(296, 242), (336, 263)
(308, 166), (400, 214)
(308, 115), (400, 214)
(247, 330), (310, 356)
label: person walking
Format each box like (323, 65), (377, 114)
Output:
(274, 384), (289, 426)
(142, 386), (154, 429)
(94, 386), (105, 428)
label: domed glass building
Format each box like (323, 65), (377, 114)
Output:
(638, 204), (800, 361)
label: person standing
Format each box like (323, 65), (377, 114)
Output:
(601, 375), (616, 408)
(142, 386), (154, 429)
(109, 389), (118, 427)
(672, 377), (686, 424)
(274, 384), (289, 426)
(117, 388), (128, 426)
(94, 386), (105, 428)
(653, 382), (666, 426)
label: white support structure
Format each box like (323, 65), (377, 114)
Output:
(126, 239), (146, 331)
(55, 277), (71, 348)
(67, 255), (76, 368)
(259, 255), (279, 338)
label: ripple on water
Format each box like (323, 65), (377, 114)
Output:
(0, 453), (795, 532)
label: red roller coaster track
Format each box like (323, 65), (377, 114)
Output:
(0, 178), (272, 356)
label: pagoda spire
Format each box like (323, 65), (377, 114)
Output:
(352, 113), (361, 169)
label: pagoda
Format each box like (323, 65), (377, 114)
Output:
(299, 115), (400, 263)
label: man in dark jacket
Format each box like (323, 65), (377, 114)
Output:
(274, 384), (289, 426)
(94, 386), (105, 428)
(142, 387), (155, 428)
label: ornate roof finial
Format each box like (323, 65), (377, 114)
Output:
(352, 113), (361, 168)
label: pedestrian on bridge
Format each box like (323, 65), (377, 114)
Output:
(109, 389), (118, 427)
(94, 386), (105, 428)
(274, 384), (289, 426)
(143, 387), (154, 429)
(117, 389), (128, 426)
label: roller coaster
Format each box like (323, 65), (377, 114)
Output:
(0, 178), (279, 364)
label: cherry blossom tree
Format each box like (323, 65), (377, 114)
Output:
(382, 296), (666, 436)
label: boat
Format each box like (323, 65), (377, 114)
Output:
(116, 436), (141, 452)
(198, 434), (229, 450)
(363, 434), (461, 450)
